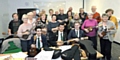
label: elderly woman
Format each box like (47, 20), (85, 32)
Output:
(98, 14), (116, 60)
(27, 12), (36, 26)
(47, 14), (59, 43)
(105, 9), (118, 29)
(81, 13), (98, 50)
(17, 14), (33, 52)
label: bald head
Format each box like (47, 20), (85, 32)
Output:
(91, 6), (97, 13)
(59, 8), (64, 14)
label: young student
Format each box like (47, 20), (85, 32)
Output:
(29, 26), (48, 51)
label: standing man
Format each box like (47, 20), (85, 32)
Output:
(91, 6), (101, 23)
(57, 8), (68, 32)
(8, 13), (22, 36)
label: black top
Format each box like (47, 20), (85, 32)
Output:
(57, 14), (67, 20)
(108, 16), (111, 20)
(47, 21), (59, 41)
(47, 21), (59, 33)
(8, 20), (22, 34)
(79, 12), (87, 23)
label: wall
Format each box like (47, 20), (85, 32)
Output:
(85, 0), (120, 19)
(33, 0), (83, 13)
(0, 0), (83, 38)
(0, 0), (9, 38)
(8, 0), (34, 20)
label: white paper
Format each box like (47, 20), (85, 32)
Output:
(11, 52), (28, 58)
(34, 50), (54, 60)
(0, 55), (10, 60)
(59, 45), (71, 52)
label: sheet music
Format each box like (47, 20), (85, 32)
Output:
(0, 55), (10, 60)
(59, 45), (71, 52)
(11, 52), (28, 58)
(34, 50), (54, 60)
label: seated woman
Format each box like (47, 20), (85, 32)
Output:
(81, 13), (98, 50)
(17, 14), (33, 52)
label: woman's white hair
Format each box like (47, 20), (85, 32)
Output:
(22, 14), (28, 20)
(27, 12), (33, 15)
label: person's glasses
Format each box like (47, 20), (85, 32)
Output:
(23, 18), (28, 20)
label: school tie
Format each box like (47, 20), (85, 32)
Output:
(76, 30), (78, 37)
(38, 38), (40, 49)
(61, 32), (63, 41)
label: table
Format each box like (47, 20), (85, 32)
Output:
(0, 51), (103, 60)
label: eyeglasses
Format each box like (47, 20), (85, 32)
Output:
(22, 18), (28, 20)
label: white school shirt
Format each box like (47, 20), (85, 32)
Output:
(75, 29), (80, 37)
(57, 31), (63, 41)
(36, 35), (43, 48)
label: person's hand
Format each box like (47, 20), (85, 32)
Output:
(55, 27), (58, 30)
(8, 33), (12, 35)
(73, 38), (79, 42)
(65, 19), (68, 22)
(81, 37), (84, 40)
(31, 44), (36, 48)
(52, 28), (57, 33)
(67, 38), (79, 43)
(23, 31), (30, 35)
(57, 41), (64, 46)
(84, 29), (89, 33)
(99, 33), (103, 37)
(58, 20), (63, 22)
(81, 15), (84, 18)
(71, 28), (74, 30)
(84, 37), (88, 40)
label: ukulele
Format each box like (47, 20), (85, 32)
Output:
(2, 32), (18, 38)
(22, 26), (35, 39)
(100, 26), (114, 37)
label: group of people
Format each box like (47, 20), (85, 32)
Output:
(6, 6), (117, 60)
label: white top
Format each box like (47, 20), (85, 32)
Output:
(47, 14), (52, 22)
(75, 29), (80, 37)
(36, 35), (43, 48)
(28, 18), (36, 26)
(57, 31), (63, 41)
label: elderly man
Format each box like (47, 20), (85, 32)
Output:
(91, 6), (101, 23)
(57, 8), (68, 32)
(57, 8), (67, 21)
